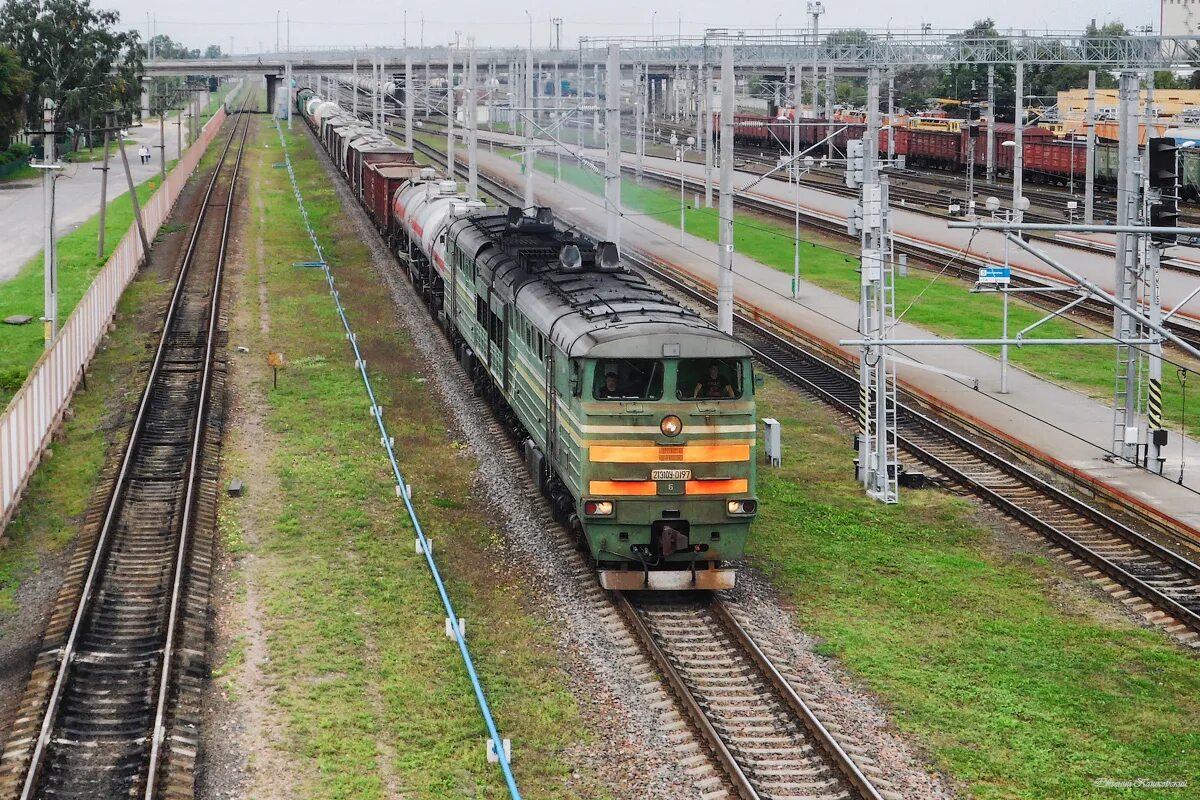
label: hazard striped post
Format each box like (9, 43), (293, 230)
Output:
(1148, 378), (1163, 431)
(1147, 244), (1165, 472)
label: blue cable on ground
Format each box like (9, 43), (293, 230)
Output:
(273, 119), (522, 799)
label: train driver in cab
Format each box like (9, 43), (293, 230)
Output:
(694, 362), (735, 399)
(597, 371), (624, 399)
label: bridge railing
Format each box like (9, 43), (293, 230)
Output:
(0, 107), (229, 532)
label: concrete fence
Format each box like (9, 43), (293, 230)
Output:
(0, 106), (229, 532)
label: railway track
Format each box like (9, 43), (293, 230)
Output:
(619, 593), (886, 800)
(412, 137), (1200, 647)
(0, 100), (250, 799)
(314, 131), (895, 800)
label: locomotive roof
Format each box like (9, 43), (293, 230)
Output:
(448, 209), (750, 360)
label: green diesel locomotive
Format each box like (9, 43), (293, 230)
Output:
(440, 208), (758, 590)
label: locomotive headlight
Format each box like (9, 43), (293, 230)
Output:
(584, 500), (614, 516)
(660, 415), (683, 437)
(727, 499), (758, 515)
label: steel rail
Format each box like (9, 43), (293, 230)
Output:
(17, 98), (251, 800)
(144, 104), (251, 800)
(611, 593), (761, 800)
(420, 139), (1200, 636)
(708, 601), (886, 800)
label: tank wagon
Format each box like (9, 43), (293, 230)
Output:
(296, 88), (759, 590)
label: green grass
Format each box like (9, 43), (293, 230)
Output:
(749, 377), (1200, 799)
(533, 155), (1200, 439)
(0, 161), (181, 408)
(0, 163), (36, 182)
(227, 118), (605, 798)
(61, 140), (136, 163)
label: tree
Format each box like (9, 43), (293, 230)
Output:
(148, 34), (199, 60)
(0, 45), (33, 146)
(0, 0), (143, 139)
(939, 19), (1016, 112)
(204, 44), (223, 59)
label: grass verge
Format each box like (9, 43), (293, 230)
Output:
(0, 228), (175, 614)
(749, 376), (1199, 799)
(223, 117), (604, 798)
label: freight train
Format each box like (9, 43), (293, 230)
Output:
(725, 111), (1200, 199)
(297, 88), (759, 590)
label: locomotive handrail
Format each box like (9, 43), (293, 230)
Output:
(273, 119), (522, 799)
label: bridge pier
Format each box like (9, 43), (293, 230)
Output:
(265, 74), (278, 116)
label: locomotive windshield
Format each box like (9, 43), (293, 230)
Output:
(677, 358), (743, 400)
(594, 359), (664, 400)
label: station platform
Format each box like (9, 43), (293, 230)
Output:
(448, 137), (1200, 545)
(455, 125), (1200, 329)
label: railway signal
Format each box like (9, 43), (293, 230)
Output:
(1147, 137), (1179, 244)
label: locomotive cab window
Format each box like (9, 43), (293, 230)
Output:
(593, 359), (664, 401)
(678, 359), (743, 400)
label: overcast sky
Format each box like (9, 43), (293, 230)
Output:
(113, 2), (1162, 52)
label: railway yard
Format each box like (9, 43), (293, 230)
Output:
(2, 14), (1200, 800)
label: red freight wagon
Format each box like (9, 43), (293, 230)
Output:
(349, 144), (413, 201)
(1023, 139), (1088, 183)
(362, 162), (423, 233)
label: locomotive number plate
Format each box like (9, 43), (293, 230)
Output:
(651, 469), (692, 481)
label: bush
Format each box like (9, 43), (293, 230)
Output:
(0, 142), (31, 166)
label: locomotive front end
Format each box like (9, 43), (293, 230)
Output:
(575, 338), (757, 590)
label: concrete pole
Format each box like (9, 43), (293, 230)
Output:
(791, 63), (802, 299)
(1085, 70), (1097, 223)
(810, 14), (820, 112)
(986, 64), (996, 184)
(41, 100), (57, 347)
(825, 66), (835, 160)
(1114, 70), (1141, 458)
(405, 56), (414, 148)
(447, 51), (456, 176)
(286, 61), (292, 129)
(116, 135), (149, 257)
(593, 63), (600, 133)
(140, 77), (151, 123)
(159, 113), (166, 181)
(353, 59), (358, 116)
(380, 57), (387, 131)
(605, 44), (621, 242)
(425, 61), (431, 118)
(704, 63), (713, 207)
(524, 42), (535, 207)
(887, 70), (895, 161)
(468, 46), (478, 201)
(694, 59), (704, 160)
(97, 112), (111, 259)
(1013, 61), (1024, 224)
(717, 46), (735, 336)
(636, 62), (645, 181)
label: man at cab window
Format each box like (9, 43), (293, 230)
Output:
(597, 371), (623, 398)
(693, 363), (734, 399)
